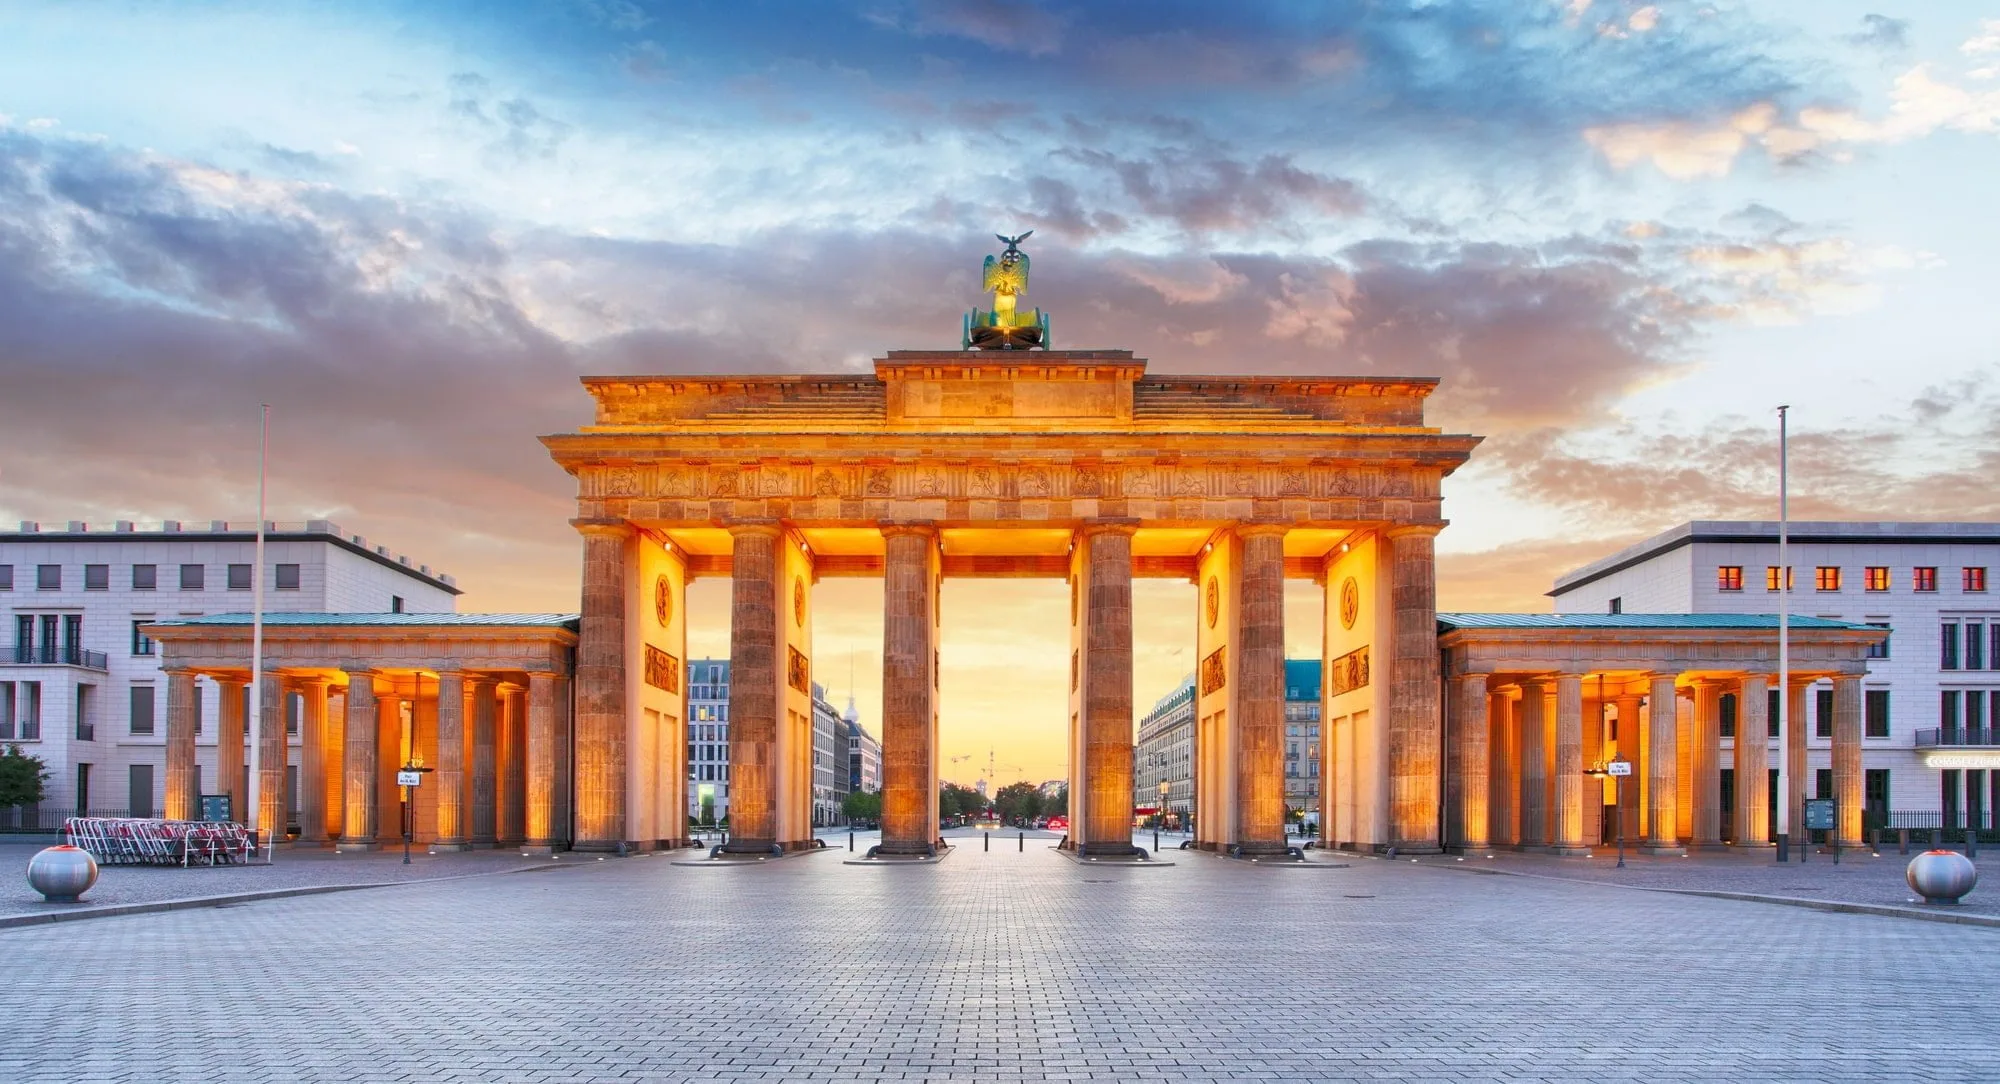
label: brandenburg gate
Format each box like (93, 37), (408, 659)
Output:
(541, 239), (1480, 857)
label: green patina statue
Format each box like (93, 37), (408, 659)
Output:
(964, 231), (1051, 350)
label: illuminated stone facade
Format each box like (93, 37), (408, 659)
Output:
(543, 349), (1480, 855)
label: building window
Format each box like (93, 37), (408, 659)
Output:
(1607, 597), (1623, 614)
(1768, 687), (1781, 738)
(1993, 625), (2000, 672)
(1864, 567), (1889, 591)
(1765, 566), (1793, 591)
(131, 621), (154, 656)
(391, 595), (405, 613)
(37, 564), (61, 590)
(180, 564), (204, 590)
(0, 565), (11, 590)
(227, 564), (252, 590)
(84, 564), (109, 590)
(1865, 690), (1890, 738)
(0, 681), (42, 740)
(1914, 567), (1938, 592)
(1941, 690), (1961, 731)
(275, 563), (301, 590)
(1970, 624), (1987, 671)
(1865, 621), (1890, 659)
(1815, 688), (1833, 739)
(1719, 693), (1737, 738)
(132, 564), (156, 590)
(1716, 566), (1743, 591)
(1968, 567), (1990, 593)
(1943, 624), (1961, 670)
(1865, 769), (1890, 816)
(129, 685), (155, 735)
(1814, 566), (1841, 592)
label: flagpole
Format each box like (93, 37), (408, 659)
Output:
(248, 404), (271, 860)
(1775, 404), (1790, 861)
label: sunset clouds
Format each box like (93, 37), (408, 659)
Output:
(2, 1), (1995, 784)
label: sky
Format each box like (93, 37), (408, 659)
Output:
(3, 1), (1998, 789)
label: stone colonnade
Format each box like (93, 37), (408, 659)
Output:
(1448, 648), (1880, 860)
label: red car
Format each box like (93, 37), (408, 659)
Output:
(1044, 815), (1068, 832)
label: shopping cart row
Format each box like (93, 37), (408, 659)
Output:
(64, 817), (261, 867)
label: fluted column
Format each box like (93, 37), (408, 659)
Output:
(164, 669), (199, 820)
(723, 524), (783, 852)
(216, 677), (246, 819)
(1553, 673), (1586, 855)
(1691, 681), (1724, 848)
(257, 674), (286, 843)
(1452, 675), (1490, 853)
(432, 672), (468, 850)
(574, 520), (632, 851)
(500, 684), (527, 845)
(298, 678), (330, 844)
(1786, 678), (1810, 848)
(879, 523), (939, 856)
(1735, 675), (1770, 848)
(1832, 674), (1864, 850)
(1581, 692), (1604, 848)
(338, 670), (379, 851)
(1079, 523), (1140, 856)
(1643, 673), (1683, 853)
(1233, 524), (1288, 855)
(1488, 687), (1518, 847)
(377, 692), (406, 848)
(1387, 526), (1442, 852)
(1614, 693), (1644, 844)
(469, 677), (498, 846)
(324, 686), (346, 840)
(1519, 678), (1551, 847)
(526, 671), (560, 851)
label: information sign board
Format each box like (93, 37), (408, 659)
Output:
(199, 794), (232, 823)
(396, 770), (423, 787)
(1606, 760), (1633, 777)
(1803, 798), (1836, 831)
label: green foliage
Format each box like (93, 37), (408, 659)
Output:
(842, 789), (882, 823)
(993, 781), (1042, 823)
(0, 744), (48, 808)
(698, 796), (717, 825)
(939, 783), (985, 820)
(1043, 784), (1068, 816)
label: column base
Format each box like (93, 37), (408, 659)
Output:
(1638, 843), (1687, 856)
(1686, 840), (1730, 852)
(1551, 846), (1592, 857)
(334, 841), (379, 852)
(430, 841), (473, 852)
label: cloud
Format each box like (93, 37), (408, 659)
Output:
(1050, 147), (1367, 238)
(1850, 14), (1911, 52)
(868, 0), (1067, 57)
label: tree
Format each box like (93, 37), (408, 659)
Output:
(993, 781), (1042, 824)
(1043, 784), (1068, 817)
(841, 789), (882, 824)
(939, 783), (983, 821)
(0, 745), (48, 808)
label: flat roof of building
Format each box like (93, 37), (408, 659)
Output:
(1550, 520), (2000, 597)
(152, 612), (574, 629)
(1, 518), (460, 594)
(1438, 612), (1874, 632)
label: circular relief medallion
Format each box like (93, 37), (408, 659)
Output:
(654, 574), (673, 628)
(793, 575), (807, 627)
(1204, 576), (1219, 629)
(1339, 576), (1360, 631)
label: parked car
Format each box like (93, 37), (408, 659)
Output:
(1044, 815), (1068, 832)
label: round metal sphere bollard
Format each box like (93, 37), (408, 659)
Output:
(26, 844), (99, 903)
(1906, 849), (1978, 905)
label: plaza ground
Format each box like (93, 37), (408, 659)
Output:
(8, 832), (1999, 1081)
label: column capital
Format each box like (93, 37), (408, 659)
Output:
(162, 666), (198, 678)
(215, 674), (247, 688)
(296, 675), (331, 691)
(572, 518), (634, 540)
(726, 521), (785, 539)
(1234, 522), (1289, 540)
(340, 666), (376, 679)
(878, 520), (938, 540)
(1384, 523), (1444, 540)
(1077, 519), (1140, 538)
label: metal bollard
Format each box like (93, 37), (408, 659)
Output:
(1153, 829), (1159, 851)
(1969, 829), (1979, 859)
(1899, 828), (1909, 855)
(848, 830), (855, 852)
(1019, 831), (1024, 852)
(984, 831), (989, 853)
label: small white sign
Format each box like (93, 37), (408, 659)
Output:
(1606, 760), (1633, 777)
(396, 770), (423, 787)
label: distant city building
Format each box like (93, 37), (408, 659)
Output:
(1135, 660), (1321, 828)
(846, 695), (881, 795)
(812, 681), (845, 825)
(1553, 521), (2000, 826)
(0, 519), (457, 818)
(686, 659), (861, 825)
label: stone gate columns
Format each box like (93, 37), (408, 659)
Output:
(879, 523), (941, 856)
(257, 674), (287, 843)
(500, 683), (528, 846)
(1643, 673), (1684, 854)
(1518, 678), (1551, 847)
(376, 691), (406, 848)
(324, 686), (346, 840)
(1832, 674), (1864, 849)
(470, 677), (499, 846)
(1552, 673), (1587, 855)
(164, 669), (199, 821)
(1581, 689), (1604, 848)
(574, 520), (632, 851)
(1488, 687), (1519, 847)
(1785, 678), (1810, 846)
(339, 669), (379, 851)
(526, 671), (561, 852)
(432, 672), (468, 850)
(1614, 692), (1644, 844)
(216, 677), (246, 818)
(1387, 526), (1442, 852)
(298, 678), (330, 844)
(1449, 674), (1490, 853)
(1691, 680), (1724, 848)
(1073, 523), (1139, 856)
(1735, 675), (1770, 849)
(1233, 524), (1289, 856)
(722, 523), (819, 854)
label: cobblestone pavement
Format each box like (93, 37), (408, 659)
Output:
(1395, 844), (2000, 917)
(7, 836), (1998, 1082)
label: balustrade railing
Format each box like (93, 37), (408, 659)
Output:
(1914, 727), (2000, 748)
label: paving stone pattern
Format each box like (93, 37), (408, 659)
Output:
(6, 835), (1998, 1082)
